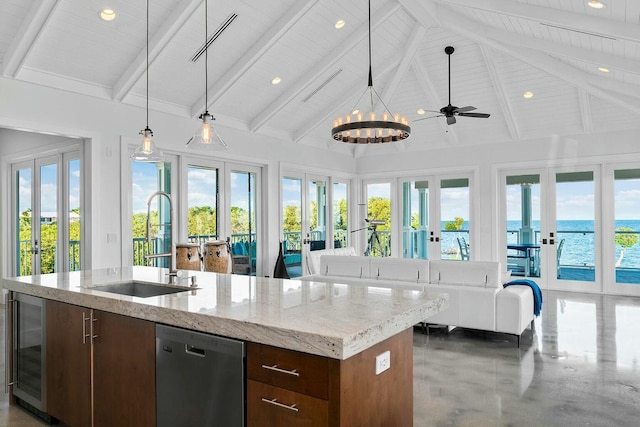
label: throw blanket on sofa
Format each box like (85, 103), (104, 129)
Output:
(505, 279), (543, 317)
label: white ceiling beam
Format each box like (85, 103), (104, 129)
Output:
(112, 0), (202, 102)
(578, 89), (593, 133)
(434, 0), (640, 43)
(2, 0), (61, 78)
(426, 2), (640, 115)
(378, 24), (427, 105)
(478, 45), (520, 141)
(292, 51), (404, 145)
(486, 22), (640, 78)
(377, 23), (426, 154)
(191, 0), (319, 117)
(249, 1), (401, 132)
(411, 57), (459, 146)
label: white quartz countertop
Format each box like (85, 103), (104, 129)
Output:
(1, 266), (448, 360)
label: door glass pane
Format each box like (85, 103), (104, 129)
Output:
(440, 178), (469, 261)
(68, 159), (81, 271)
(332, 182), (348, 249)
(505, 174), (541, 277)
(187, 165), (218, 245)
(309, 180), (326, 252)
(366, 183), (391, 257)
(16, 167), (32, 276)
(132, 161), (171, 266)
(282, 177), (302, 277)
(614, 169), (640, 285)
(39, 163), (57, 274)
(402, 181), (429, 259)
(556, 171), (595, 282)
(230, 171), (257, 276)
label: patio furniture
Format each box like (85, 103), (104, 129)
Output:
(457, 237), (470, 260)
(507, 243), (539, 277)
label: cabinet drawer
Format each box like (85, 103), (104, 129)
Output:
(247, 379), (328, 427)
(247, 342), (329, 399)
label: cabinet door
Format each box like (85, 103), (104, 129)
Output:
(46, 300), (91, 427)
(92, 310), (156, 427)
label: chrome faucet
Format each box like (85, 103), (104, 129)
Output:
(145, 191), (177, 283)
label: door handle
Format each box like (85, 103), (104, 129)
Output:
(31, 240), (39, 255)
(542, 239), (547, 244)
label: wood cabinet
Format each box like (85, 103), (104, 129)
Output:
(247, 328), (414, 427)
(46, 300), (155, 427)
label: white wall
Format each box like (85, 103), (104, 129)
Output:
(0, 77), (357, 272)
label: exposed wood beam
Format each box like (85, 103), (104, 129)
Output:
(479, 45), (520, 140)
(411, 57), (459, 146)
(485, 21), (640, 79)
(249, 1), (401, 132)
(292, 51), (404, 144)
(578, 89), (593, 133)
(434, 0), (640, 44)
(2, 0), (61, 78)
(191, 0), (318, 117)
(112, 0), (201, 102)
(376, 23), (426, 154)
(425, 2), (640, 115)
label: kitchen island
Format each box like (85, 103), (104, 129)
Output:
(3, 266), (448, 426)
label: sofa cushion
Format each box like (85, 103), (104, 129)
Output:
(429, 260), (502, 288)
(306, 247), (356, 275)
(320, 255), (370, 278)
(370, 257), (429, 283)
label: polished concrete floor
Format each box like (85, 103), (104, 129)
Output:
(2, 290), (640, 426)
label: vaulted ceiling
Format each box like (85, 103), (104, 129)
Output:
(2, 0), (639, 157)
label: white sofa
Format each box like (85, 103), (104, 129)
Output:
(302, 249), (536, 344)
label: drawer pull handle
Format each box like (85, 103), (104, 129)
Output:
(261, 364), (300, 377)
(261, 398), (299, 412)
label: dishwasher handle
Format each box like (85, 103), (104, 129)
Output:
(185, 344), (206, 357)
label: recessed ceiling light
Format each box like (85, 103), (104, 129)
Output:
(271, 76), (282, 85)
(587, 1), (606, 9)
(352, 109), (360, 115)
(99, 8), (116, 21)
(335, 19), (345, 29)
(523, 91), (534, 99)
(417, 108), (426, 115)
(598, 67), (610, 73)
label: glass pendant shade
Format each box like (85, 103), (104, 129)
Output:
(131, 127), (166, 162)
(187, 112), (228, 149)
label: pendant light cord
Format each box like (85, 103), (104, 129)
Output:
(145, 0), (150, 129)
(204, 0), (208, 114)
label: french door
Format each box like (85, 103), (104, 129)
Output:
(605, 163), (640, 296)
(501, 165), (601, 292)
(11, 152), (82, 276)
(281, 172), (328, 277)
(398, 174), (472, 261)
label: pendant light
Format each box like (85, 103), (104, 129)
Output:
(187, 0), (227, 149)
(331, 0), (410, 144)
(131, 0), (166, 162)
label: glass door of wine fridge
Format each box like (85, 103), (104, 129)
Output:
(11, 292), (47, 411)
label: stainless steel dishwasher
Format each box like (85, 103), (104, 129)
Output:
(156, 324), (246, 426)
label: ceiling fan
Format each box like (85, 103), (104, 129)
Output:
(417, 46), (491, 125)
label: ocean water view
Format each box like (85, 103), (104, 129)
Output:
(436, 220), (640, 270)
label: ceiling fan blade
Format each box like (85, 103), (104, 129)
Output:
(413, 114), (444, 122)
(458, 112), (491, 118)
(446, 115), (456, 125)
(455, 106), (476, 113)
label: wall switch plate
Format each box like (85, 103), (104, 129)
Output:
(375, 350), (391, 375)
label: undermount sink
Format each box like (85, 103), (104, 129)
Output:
(90, 281), (190, 298)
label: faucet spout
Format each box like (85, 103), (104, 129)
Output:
(146, 191), (176, 282)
